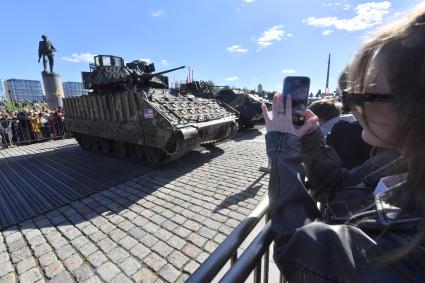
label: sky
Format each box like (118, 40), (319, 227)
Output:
(0, 0), (421, 95)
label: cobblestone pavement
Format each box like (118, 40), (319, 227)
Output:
(0, 128), (269, 282)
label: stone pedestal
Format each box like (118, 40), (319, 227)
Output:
(42, 72), (65, 109)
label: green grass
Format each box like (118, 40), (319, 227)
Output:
(2, 102), (48, 112)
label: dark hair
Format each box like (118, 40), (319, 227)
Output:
(309, 99), (341, 123)
(342, 3), (425, 263)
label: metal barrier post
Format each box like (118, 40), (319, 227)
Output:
(231, 251), (238, 266)
(187, 169), (292, 283)
(254, 261), (262, 283)
(263, 212), (270, 283)
(187, 196), (269, 283)
(219, 222), (273, 283)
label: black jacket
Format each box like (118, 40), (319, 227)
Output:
(326, 121), (372, 169)
(266, 128), (424, 283)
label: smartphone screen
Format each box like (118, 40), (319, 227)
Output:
(283, 76), (310, 126)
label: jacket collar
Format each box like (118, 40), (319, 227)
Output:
(363, 156), (408, 188)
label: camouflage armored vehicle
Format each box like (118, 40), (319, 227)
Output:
(179, 81), (270, 128)
(63, 55), (239, 165)
(179, 81), (215, 99)
(214, 87), (270, 129)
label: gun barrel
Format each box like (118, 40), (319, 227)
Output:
(153, 65), (186, 76)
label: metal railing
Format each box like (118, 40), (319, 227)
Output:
(187, 196), (285, 283)
(0, 118), (69, 149)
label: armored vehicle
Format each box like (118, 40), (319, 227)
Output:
(180, 81), (270, 129)
(215, 88), (271, 128)
(179, 81), (215, 99)
(63, 55), (238, 165)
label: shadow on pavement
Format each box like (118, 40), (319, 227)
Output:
(212, 172), (267, 213)
(234, 128), (263, 142)
(0, 141), (224, 230)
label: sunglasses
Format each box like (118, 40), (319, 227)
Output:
(342, 91), (395, 110)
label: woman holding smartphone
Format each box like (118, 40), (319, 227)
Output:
(262, 3), (425, 282)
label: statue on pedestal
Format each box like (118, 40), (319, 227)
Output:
(38, 34), (64, 109)
(38, 35), (57, 73)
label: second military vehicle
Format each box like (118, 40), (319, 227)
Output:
(179, 81), (270, 128)
(63, 55), (239, 165)
(215, 88), (268, 128)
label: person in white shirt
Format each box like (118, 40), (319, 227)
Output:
(308, 99), (356, 137)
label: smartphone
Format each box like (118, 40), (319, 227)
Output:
(282, 76), (310, 126)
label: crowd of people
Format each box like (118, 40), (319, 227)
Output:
(308, 98), (373, 169)
(0, 107), (65, 148)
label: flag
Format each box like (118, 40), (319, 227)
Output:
(144, 108), (154, 118)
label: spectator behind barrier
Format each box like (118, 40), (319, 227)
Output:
(261, 3), (425, 282)
(0, 106), (65, 147)
(0, 113), (13, 148)
(326, 120), (372, 169)
(308, 99), (356, 137)
(308, 99), (370, 169)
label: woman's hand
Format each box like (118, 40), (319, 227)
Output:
(261, 93), (319, 138)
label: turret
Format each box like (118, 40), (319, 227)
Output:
(82, 55), (185, 91)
